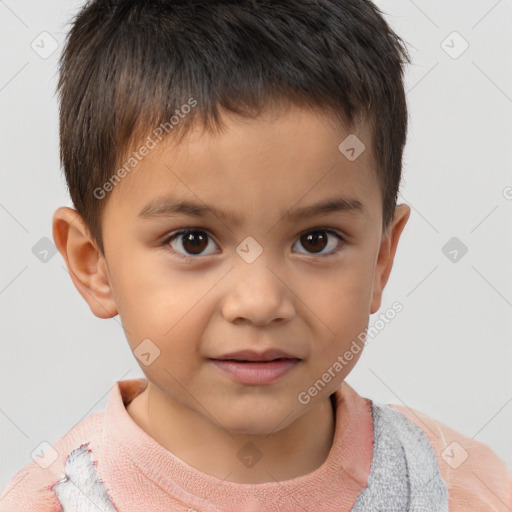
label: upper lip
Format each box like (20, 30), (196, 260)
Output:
(211, 349), (300, 362)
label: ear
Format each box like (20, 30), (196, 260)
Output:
(370, 203), (410, 314)
(52, 207), (118, 319)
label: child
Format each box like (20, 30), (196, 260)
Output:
(1, 0), (511, 510)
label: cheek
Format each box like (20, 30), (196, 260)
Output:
(110, 256), (216, 354)
(303, 263), (373, 329)
(300, 259), (375, 379)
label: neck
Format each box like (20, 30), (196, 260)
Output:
(127, 383), (337, 484)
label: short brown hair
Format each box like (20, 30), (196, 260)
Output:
(57, 0), (411, 256)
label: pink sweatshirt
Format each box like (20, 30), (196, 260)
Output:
(1, 378), (510, 511)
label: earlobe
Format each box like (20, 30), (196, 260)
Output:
(52, 207), (118, 319)
(370, 204), (411, 315)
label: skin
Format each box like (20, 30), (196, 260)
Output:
(52, 105), (410, 484)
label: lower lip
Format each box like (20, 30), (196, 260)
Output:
(210, 358), (300, 385)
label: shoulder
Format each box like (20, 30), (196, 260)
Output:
(389, 402), (512, 511)
(0, 411), (105, 512)
(351, 399), (449, 510)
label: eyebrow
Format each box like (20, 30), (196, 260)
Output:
(138, 195), (367, 224)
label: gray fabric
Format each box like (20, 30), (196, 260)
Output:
(351, 401), (449, 511)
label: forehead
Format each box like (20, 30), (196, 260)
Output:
(104, 105), (381, 228)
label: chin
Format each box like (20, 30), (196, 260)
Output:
(218, 409), (294, 437)
(225, 423), (277, 436)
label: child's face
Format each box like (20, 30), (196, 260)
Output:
(63, 105), (409, 435)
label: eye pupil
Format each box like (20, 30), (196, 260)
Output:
(301, 232), (328, 253)
(183, 232), (208, 254)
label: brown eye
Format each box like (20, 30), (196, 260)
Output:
(166, 229), (219, 258)
(181, 231), (208, 254)
(294, 229), (344, 256)
(300, 232), (328, 253)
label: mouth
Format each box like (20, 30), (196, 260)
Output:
(218, 357), (295, 363)
(209, 357), (301, 385)
(212, 348), (301, 362)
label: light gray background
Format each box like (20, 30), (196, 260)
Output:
(1, 0), (511, 493)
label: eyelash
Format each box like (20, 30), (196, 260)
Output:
(161, 227), (346, 261)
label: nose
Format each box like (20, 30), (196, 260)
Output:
(221, 254), (295, 326)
